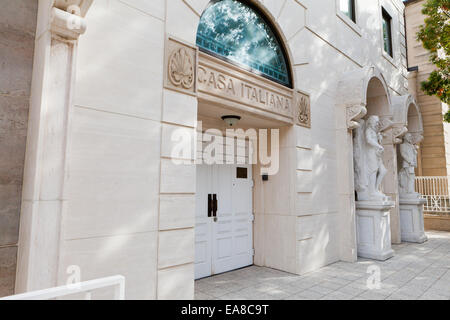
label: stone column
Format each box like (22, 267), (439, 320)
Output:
(16, 0), (92, 293)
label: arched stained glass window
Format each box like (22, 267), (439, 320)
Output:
(196, 0), (292, 87)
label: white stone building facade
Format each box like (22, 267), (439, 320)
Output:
(0, 0), (427, 300)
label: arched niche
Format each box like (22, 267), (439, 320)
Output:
(337, 66), (393, 129)
(366, 77), (392, 118)
(392, 95), (427, 243)
(336, 65), (401, 262)
(393, 94), (424, 179)
(392, 94), (424, 143)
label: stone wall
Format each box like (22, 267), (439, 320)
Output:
(0, 0), (37, 297)
(405, 0), (450, 176)
(424, 215), (450, 232)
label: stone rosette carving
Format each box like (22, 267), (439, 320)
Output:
(347, 105), (367, 130)
(295, 91), (311, 128)
(164, 36), (198, 95)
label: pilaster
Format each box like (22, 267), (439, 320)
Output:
(16, 0), (92, 293)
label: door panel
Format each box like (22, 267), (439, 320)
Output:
(195, 164), (253, 279)
(212, 164), (253, 275)
(231, 165), (253, 268)
(194, 165), (213, 279)
(212, 165), (233, 274)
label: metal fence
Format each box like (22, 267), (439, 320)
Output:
(415, 176), (450, 215)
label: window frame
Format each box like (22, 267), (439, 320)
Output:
(342, 0), (356, 23)
(379, 1), (399, 66)
(382, 8), (393, 58)
(335, 0), (361, 36)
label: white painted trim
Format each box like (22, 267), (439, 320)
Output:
(2, 276), (125, 300)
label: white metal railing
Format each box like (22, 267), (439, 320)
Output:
(415, 176), (450, 214)
(0, 275), (125, 300)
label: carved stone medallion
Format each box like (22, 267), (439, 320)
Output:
(168, 48), (194, 89)
(164, 36), (198, 95)
(295, 91), (311, 128)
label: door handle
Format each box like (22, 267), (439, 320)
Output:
(208, 194), (212, 218)
(212, 194), (218, 219)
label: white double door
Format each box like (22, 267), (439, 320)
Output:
(195, 164), (254, 280)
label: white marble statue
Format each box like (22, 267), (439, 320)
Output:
(353, 115), (388, 201)
(398, 133), (419, 197)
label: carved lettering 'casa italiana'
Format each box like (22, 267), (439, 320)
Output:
(197, 61), (294, 119)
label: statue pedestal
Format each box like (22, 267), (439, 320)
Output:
(356, 200), (395, 261)
(399, 196), (428, 243)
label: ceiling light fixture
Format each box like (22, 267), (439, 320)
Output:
(221, 115), (241, 127)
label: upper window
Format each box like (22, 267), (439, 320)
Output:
(382, 8), (393, 57)
(340, 0), (356, 23)
(196, 0), (292, 87)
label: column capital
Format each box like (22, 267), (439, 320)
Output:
(346, 105), (367, 130)
(392, 124), (408, 145)
(54, 0), (93, 16)
(51, 0), (93, 40)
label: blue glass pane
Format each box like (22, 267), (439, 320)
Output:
(196, 0), (291, 87)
